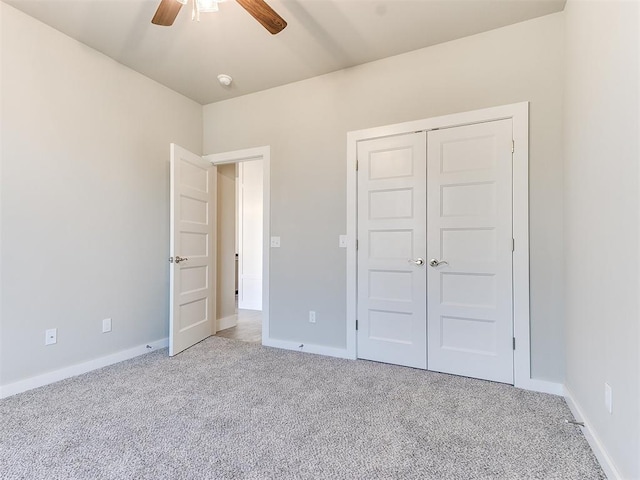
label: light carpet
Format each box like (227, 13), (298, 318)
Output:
(0, 336), (604, 479)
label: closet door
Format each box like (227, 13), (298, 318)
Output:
(426, 120), (514, 384)
(356, 132), (427, 369)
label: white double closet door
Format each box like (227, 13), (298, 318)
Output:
(356, 119), (514, 384)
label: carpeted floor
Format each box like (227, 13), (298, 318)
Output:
(1, 336), (604, 479)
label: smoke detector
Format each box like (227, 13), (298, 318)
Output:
(217, 74), (233, 87)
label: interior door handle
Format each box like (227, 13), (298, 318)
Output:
(409, 258), (425, 266)
(175, 256), (189, 264)
(429, 259), (448, 267)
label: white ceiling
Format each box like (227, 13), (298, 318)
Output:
(4, 0), (566, 105)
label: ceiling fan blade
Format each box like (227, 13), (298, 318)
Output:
(152, 0), (183, 26)
(235, 0), (287, 34)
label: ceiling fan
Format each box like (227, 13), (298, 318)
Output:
(152, 0), (287, 34)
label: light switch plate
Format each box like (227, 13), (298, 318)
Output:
(270, 236), (281, 248)
(339, 235), (347, 248)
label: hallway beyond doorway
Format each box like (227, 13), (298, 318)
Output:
(216, 309), (262, 343)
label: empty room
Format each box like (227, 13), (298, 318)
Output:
(1, 0), (638, 478)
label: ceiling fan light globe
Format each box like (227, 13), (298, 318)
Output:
(196, 0), (219, 12)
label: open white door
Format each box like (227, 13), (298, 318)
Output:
(426, 119), (513, 383)
(169, 144), (217, 356)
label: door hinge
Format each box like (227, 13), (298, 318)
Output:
(169, 256), (174, 263)
(356, 239), (359, 250)
(355, 160), (359, 171)
(513, 337), (516, 350)
(356, 320), (359, 330)
(512, 238), (515, 252)
(512, 140), (515, 154)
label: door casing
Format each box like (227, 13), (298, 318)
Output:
(346, 102), (540, 391)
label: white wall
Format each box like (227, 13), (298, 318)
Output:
(0, 4), (202, 386)
(203, 13), (565, 382)
(563, 1), (640, 478)
(238, 160), (263, 311)
(216, 163), (237, 322)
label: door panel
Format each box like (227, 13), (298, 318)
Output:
(170, 144), (217, 356)
(427, 120), (513, 383)
(357, 132), (427, 369)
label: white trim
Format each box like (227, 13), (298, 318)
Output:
(205, 146), (266, 164)
(517, 378), (563, 396)
(217, 314), (238, 331)
(346, 102), (535, 388)
(510, 102), (531, 390)
(204, 146), (271, 346)
(0, 338), (168, 399)
(565, 386), (621, 479)
(263, 338), (352, 360)
(347, 103), (527, 143)
(345, 131), (358, 360)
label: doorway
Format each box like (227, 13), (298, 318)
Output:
(205, 146), (271, 345)
(346, 103), (533, 389)
(168, 145), (271, 355)
(215, 159), (264, 343)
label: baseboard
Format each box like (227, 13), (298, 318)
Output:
(263, 338), (352, 360)
(515, 377), (564, 396)
(0, 338), (168, 399)
(261, 339), (564, 394)
(564, 386), (621, 479)
(217, 314), (237, 331)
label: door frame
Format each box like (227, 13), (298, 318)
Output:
(346, 102), (545, 392)
(204, 146), (271, 345)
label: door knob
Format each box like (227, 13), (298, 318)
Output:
(175, 256), (189, 264)
(429, 259), (448, 267)
(409, 258), (425, 266)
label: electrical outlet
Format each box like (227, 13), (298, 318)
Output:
(45, 328), (57, 346)
(309, 311), (316, 323)
(604, 383), (613, 414)
(270, 236), (281, 248)
(102, 318), (112, 333)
